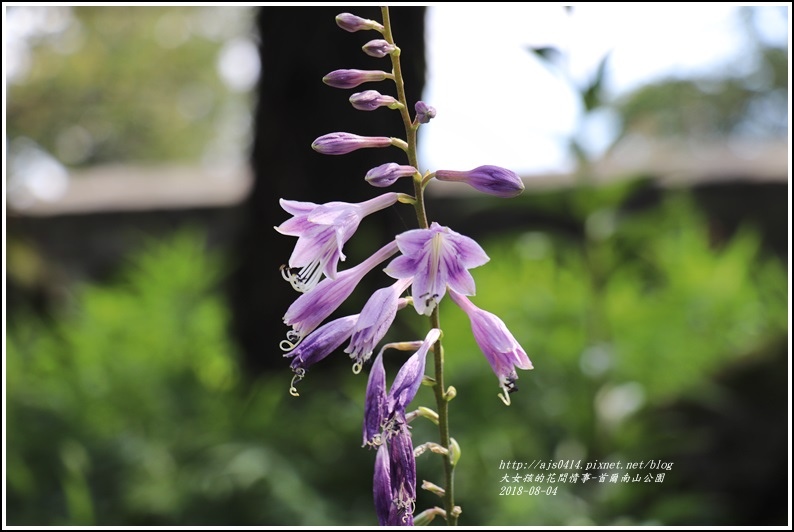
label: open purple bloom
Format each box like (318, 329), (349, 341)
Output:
(283, 241), (398, 344)
(435, 165), (525, 198)
(346, 278), (412, 372)
(277, 193), (399, 292)
(283, 314), (358, 396)
(323, 69), (390, 89)
(312, 132), (393, 155)
(336, 12), (383, 33)
(448, 289), (533, 405)
(385, 222), (489, 316)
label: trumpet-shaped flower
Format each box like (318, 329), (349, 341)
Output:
(345, 278), (412, 372)
(385, 222), (489, 315)
(283, 314), (358, 396)
(283, 241), (398, 345)
(277, 193), (399, 292)
(448, 289), (533, 405)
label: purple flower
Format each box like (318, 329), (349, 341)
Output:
(435, 165), (525, 198)
(364, 328), (439, 524)
(363, 350), (388, 448)
(414, 101), (436, 124)
(387, 425), (417, 525)
(387, 328), (439, 414)
(312, 132), (393, 155)
(346, 278), (412, 372)
(365, 162), (417, 188)
(385, 222), (489, 316)
(283, 314), (358, 396)
(349, 90), (402, 111)
(335, 12), (384, 33)
(362, 328), (439, 446)
(283, 241), (399, 344)
(276, 193), (399, 292)
(448, 289), (533, 405)
(373, 444), (392, 526)
(362, 39), (397, 58)
(323, 69), (390, 89)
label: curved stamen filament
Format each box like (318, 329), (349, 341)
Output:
(289, 369), (306, 397)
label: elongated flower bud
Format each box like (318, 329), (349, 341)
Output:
(435, 165), (525, 198)
(365, 162), (418, 187)
(349, 90), (402, 111)
(323, 69), (390, 89)
(414, 101), (436, 124)
(362, 39), (397, 58)
(312, 132), (392, 155)
(336, 12), (384, 33)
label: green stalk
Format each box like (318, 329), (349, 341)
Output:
(381, 6), (457, 525)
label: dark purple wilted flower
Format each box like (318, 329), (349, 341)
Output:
(276, 193), (399, 292)
(373, 444), (392, 525)
(346, 278), (412, 373)
(323, 69), (390, 89)
(350, 90), (402, 111)
(365, 328), (440, 525)
(283, 314), (358, 396)
(414, 101), (436, 124)
(362, 39), (397, 58)
(283, 241), (399, 344)
(312, 132), (393, 155)
(448, 289), (532, 405)
(336, 12), (384, 33)
(435, 165), (525, 198)
(365, 162), (417, 188)
(385, 222), (489, 316)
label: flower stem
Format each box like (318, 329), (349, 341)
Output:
(382, 6), (457, 525)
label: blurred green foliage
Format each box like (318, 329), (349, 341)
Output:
(7, 6), (253, 166)
(7, 188), (787, 525)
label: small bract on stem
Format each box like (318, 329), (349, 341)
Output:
(274, 6), (531, 527)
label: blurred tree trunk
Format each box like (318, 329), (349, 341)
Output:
(229, 7), (426, 373)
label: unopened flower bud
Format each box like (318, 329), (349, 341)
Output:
(349, 90), (402, 111)
(414, 101), (436, 124)
(365, 162), (417, 187)
(449, 437), (462, 466)
(434, 165), (525, 198)
(335, 12), (384, 33)
(362, 39), (397, 58)
(312, 132), (392, 155)
(323, 69), (390, 89)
